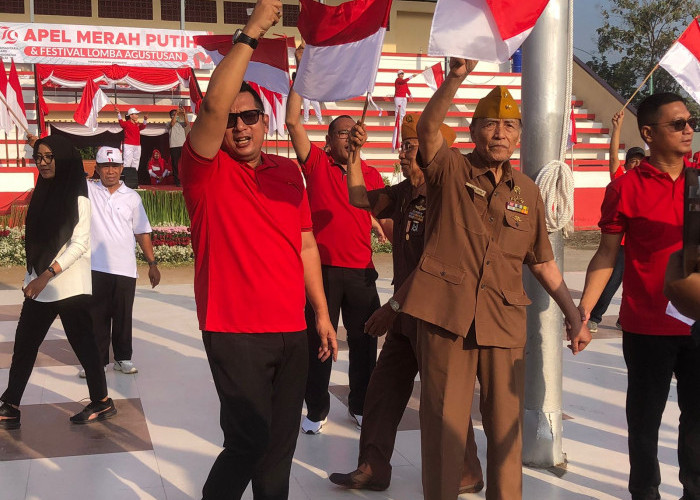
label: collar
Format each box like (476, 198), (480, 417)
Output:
(636, 158), (687, 179)
(237, 152), (280, 171)
(97, 180), (128, 194)
(467, 152), (515, 188)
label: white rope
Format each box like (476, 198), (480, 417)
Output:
(535, 159), (574, 233)
(534, 0), (576, 234)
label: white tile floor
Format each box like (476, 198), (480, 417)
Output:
(0, 271), (686, 500)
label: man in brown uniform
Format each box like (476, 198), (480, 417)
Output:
(366, 58), (591, 500)
(328, 114), (483, 494)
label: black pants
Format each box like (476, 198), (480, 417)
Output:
(91, 270), (137, 366)
(1, 295), (108, 406)
(202, 331), (308, 500)
(169, 146), (182, 186)
(623, 332), (700, 500)
(304, 266), (379, 421)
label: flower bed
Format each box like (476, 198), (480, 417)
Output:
(137, 225), (194, 265)
(0, 227), (26, 266)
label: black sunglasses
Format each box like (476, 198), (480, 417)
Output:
(650, 117), (697, 132)
(226, 109), (263, 128)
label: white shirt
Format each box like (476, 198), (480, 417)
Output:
(87, 180), (152, 278)
(24, 196), (92, 302)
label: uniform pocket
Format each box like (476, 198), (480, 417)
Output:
(420, 255), (466, 285)
(502, 289), (532, 306)
(499, 213), (531, 258)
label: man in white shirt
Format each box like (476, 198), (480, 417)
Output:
(80, 146), (161, 378)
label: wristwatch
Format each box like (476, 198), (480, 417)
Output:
(148, 260), (158, 267)
(388, 298), (401, 313)
(47, 265), (57, 277)
(232, 29), (258, 50)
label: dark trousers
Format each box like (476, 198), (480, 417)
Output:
(91, 270), (137, 366)
(590, 247), (625, 324)
(359, 316), (483, 487)
(202, 330), (308, 500)
(1, 295), (108, 406)
(304, 265), (379, 421)
(169, 146), (182, 186)
(623, 332), (700, 500)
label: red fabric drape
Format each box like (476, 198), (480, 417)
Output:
(36, 64), (193, 87)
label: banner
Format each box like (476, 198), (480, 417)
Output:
(0, 23), (214, 69)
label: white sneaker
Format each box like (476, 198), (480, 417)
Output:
(587, 320), (598, 333)
(349, 410), (363, 430)
(78, 365), (107, 379)
(301, 416), (327, 435)
(114, 360), (138, 374)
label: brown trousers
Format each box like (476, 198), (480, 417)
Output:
(358, 316), (483, 488)
(417, 320), (525, 500)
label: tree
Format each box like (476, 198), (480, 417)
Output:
(586, 0), (700, 112)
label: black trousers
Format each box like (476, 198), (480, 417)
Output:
(202, 330), (308, 500)
(91, 270), (137, 366)
(623, 332), (700, 500)
(304, 265), (379, 421)
(169, 146), (182, 186)
(1, 295), (108, 406)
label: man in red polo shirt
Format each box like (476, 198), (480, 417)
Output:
(179, 1), (337, 498)
(579, 93), (700, 500)
(115, 105), (147, 188)
(394, 70), (412, 125)
(286, 47), (386, 435)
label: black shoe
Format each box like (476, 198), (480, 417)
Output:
(0, 402), (20, 430)
(70, 398), (117, 424)
(329, 468), (389, 491)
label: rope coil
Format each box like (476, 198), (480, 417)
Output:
(535, 160), (574, 234)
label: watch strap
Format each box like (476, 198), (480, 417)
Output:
(232, 30), (258, 50)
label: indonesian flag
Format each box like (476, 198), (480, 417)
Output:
(0, 63), (12, 134)
(74, 79), (110, 132)
(417, 62), (444, 92)
(391, 112), (401, 152)
(567, 108), (577, 150)
(6, 60), (29, 136)
(428, 0), (550, 63)
(659, 17), (700, 105)
(249, 81), (286, 137)
(295, 0), (392, 102)
(194, 35), (291, 96)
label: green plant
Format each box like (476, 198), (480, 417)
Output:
(78, 146), (98, 160)
(137, 190), (191, 227)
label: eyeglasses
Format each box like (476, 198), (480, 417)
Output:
(226, 110), (263, 128)
(650, 117), (697, 131)
(335, 130), (351, 138)
(33, 154), (54, 164)
(400, 142), (415, 152)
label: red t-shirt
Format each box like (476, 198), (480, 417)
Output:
(119, 119), (146, 146)
(394, 78), (411, 98)
(181, 139), (313, 333)
(599, 159), (693, 336)
(611, 166), (625, 180)
(301, 144), (384, 268)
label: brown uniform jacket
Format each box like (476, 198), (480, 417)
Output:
(401, 142), (553, 348)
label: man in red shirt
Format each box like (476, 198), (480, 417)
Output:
(394, 70), (412, 125)
(286, 46), (386, 435)
(579, 93), (699, 500)
(179, 2), (337, 498)
(116, 105), (148, 188)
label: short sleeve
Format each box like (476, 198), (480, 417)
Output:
(599, 182), (625, 234)
(132, 197), (152, 235)
(300, 143), (324, 178)
(416, 140), (461, 186)
(300, 188), (313, 232)
(611, 166), (625, 181)
(370, 184), (400, 220)
(524, 192), (555, 265)
(364, 165), (385, 191)
(180, 137), (217, 187)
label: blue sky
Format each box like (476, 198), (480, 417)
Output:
(573, 0), (610, 61)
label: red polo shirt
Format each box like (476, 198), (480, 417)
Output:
(181, 138), (312, 333)
(119, 119), (146, 146)
(599, 159), (692, 336)
(394, 78), (411, 98)
(301, 144), (384, 268)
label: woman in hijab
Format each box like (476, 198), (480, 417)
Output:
(0, 136), (116, 430)
(147, 149), (173, 185)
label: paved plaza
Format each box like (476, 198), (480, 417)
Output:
(0, 252), (685, 500)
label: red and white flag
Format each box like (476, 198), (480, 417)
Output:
(567, 108), (577, 150)
(295, 0), (392, 102)
(5, 60), (29, 135)
(428, 0), (550, 63)
(249, 81), (286, 137)
(74, 79), (111, 132)
(417, 62), (444, 92)
(0, 63), (12, 134)
(194, 35), (291, 96)
(391, 112), (401, 152)
(659, 17), (700, 105)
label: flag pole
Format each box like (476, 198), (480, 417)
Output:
(15, 125), (22, 166)
(0, 92), (30, 135)
(620, 63), (660, 112)
(275, 131), (279, 155)
(4, 131), (9, 166)
(360, 93), (370, 124)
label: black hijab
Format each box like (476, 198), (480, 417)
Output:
(25, 135), (88, 274)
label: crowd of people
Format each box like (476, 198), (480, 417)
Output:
(0, 0), (699, 499)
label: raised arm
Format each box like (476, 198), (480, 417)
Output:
(189, 0), (281, 158)
(347, 121), (370, 208)
(285, 44), (312, 162)
(608, 110), (624, 178)
(416, 58), (477, 165)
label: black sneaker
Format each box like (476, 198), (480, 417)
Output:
(70, 398), (117, 424)
(0, 402), (21, 430)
